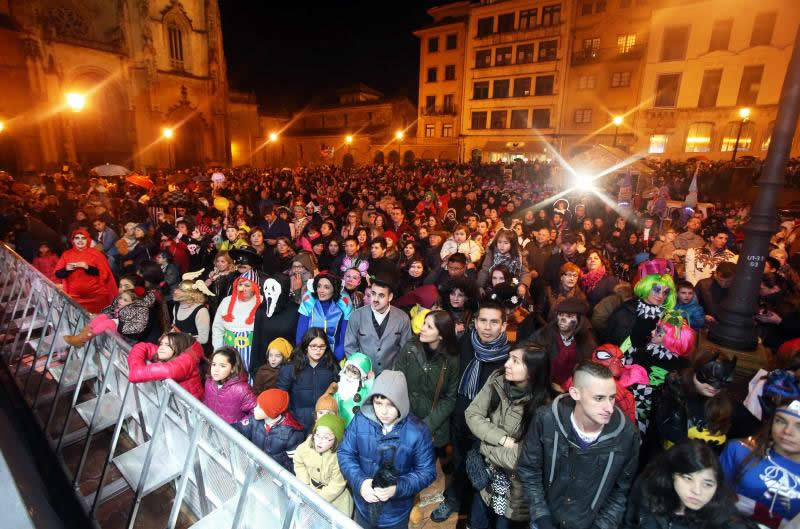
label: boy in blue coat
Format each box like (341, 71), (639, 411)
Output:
(337, 370), (436, 529)
(232, 388), (305, 472)
(675, 280), (705, 330)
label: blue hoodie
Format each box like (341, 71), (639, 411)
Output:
(675, 296), (705, 330)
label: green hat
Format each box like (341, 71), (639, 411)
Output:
(315, 413), (346, 443)
(345, 352), (373, 378)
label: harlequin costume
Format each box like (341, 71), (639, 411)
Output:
(211, 270), (262, 378)
(296, 274), (352, 360)
(54, 228), (117, 313)
(333, 352), (374, 426)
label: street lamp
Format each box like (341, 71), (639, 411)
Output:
(612, 115), (623, 147)
(269, 132), (278, 142)
(0, 121), (4, 133)
(345, 135), (353, 144)
(65, 92), (86, 113)
(162, 127), (174, 169)
(395, 130), (404, 165)
(731, 107), (751, 162)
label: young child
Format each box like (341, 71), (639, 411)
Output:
(232, 388), (305, 472)
(33, 242), (60, 283)
(674, 280), (705, 330)
(332, 353), (373, 426)
(293, 413), (353, 516)
(337, 370), (436, 529)
(203, 347), (257, 424)
(315, 386), (339, 421)
(253, 337), (293, 394)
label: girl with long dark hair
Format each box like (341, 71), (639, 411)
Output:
(623, 440), (751, 529)
(464, 341), (555, 529)
(295, 272), (352, 360)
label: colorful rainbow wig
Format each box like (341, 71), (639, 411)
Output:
(657, 315), (696, 357)
(634, 273), (676, 310)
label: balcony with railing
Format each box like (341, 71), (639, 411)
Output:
(421, 105), (458, 116)
(474, 21), (564, 45)
(571, 43), (647, 66)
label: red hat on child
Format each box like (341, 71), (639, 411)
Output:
(257, 389), (289, 418)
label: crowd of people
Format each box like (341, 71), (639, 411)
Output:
(2, 157), (800, 529)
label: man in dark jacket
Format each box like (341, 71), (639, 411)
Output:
(695, 261), (735, 323)
(250, 275), (299, 381)
(338, 370), (436, 529)
(524, 227), (555, 283)
(517, 362), (639, 529)
(431, 299), (510, 523)
(543, 231), (586, 290)
(259, 205), (292, 246)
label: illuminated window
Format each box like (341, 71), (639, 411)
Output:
(611, 72), (631, 88)
(762, 121), (775, 151)
(721, 121), (755, 152)
(167, 24), (184, 69)
(574, 108), (593, 124)
(425, 124), (435, 137)
(442, 124), (453, 137)
(617, 34), (636, 54)
(578, 74), (596, 90)
(685, 122), (713, 152)
(649, 135), (668, 153)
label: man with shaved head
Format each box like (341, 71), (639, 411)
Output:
(517, 363), (638, 529)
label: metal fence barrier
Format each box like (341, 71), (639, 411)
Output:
(0, 243), (361, 529)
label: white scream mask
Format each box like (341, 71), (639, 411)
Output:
(263, 278), (282, 317)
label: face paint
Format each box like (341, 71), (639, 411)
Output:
(556, 312), (578, 334)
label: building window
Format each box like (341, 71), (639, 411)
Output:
(617, 34), (636, 54)
(661, 26), (690, 61)
(428, 37), (439, 53)
(425, 95), (436, 112)
(511, 109), (529, 129)
(167, 24), (185, 69)
(427, 67), (437, 82)
(443, 94), (455, 112)
(611, 71), (631, 88)
(471, 111), (487, 129)
(496, 46), (513, 66)
(538, 40), (558, 61)
(761, 121), (775, 151)
(533, 108), (551, 128)
(493, 79), (510, 98)
(443, 124), (454, 137)
(649, 134), (668, 153)
(476, 49), (492, 68)
(685, 122), (713, 152)
(517, 44), (534, 64)
(751, 12), (777, 46)
(535, 75), (555, 95)
(578, 74), (596, 90)
(425, 124), (436, 137)
(737, 65), (764, 105)
(513, 78), (532, 97)
(473, 81), (490, 99)
(583, 37), (600, 55)
(477, 17), (494, 37)
(445, 65), (456, 81)
(446, 34), (457, 50)
(654, 73), (681, 107)
(721, 121), (755, 152)
(709, 19), (733, 51)
(520, 9), (538, 29)
(490, 110), (507, 129)
(498, 13), (515, 33)
(542, 5), (561, 27)
(697, 69), (722, 108)
(581, 3), (593, 16)
(574, 108), (593, 124)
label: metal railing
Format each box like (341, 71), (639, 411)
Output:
(0, 243), (360, 529)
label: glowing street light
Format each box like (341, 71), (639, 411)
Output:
(739, 107), (751, 120)
(345, 135), (353, 144)
(612, 116), (623, 126)
(395, 130), (404, 140)
(612, 115), (623, 147)
(65, 92), (86, 112)
(575, 172), (595, 191)
(0, 121), (4, 133)
(269, 132), (278, 142)
(162, 127), (174, 139)
(731, 107), (752, 162)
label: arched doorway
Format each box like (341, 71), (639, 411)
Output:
(471, 149), (482, 163)
(373, 151), (384, 164)
(172, 115), (206, 168)
(403, 150), (415, 166)
(343, 153), (354, 170)
(0, 133), (19, 174)
(69, 72), (133, 168)
(388, 150), (399, 165)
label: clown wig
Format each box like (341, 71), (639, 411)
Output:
(634, 273), (676, 310)
(658, 314), (696, 358)
(222, 272), (262, 324)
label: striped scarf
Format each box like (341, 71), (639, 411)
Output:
(458, 329), (510, 400)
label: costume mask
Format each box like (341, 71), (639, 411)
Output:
(262, 278), (281, 318)
(593, 344), (624, 378)
(695, 352), (736, 389)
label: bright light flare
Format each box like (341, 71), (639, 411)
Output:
(0, 121), (4, 133)
(575, 172), (596, 190)
(395, 130), (404, 140)
(269, 132), (278, 142)
(162, 127), (174, 139)
(345, 135), (353, 144)
(739, 107), (751, 120)
(613, 116), (623, 126)
(65, 92), (86, 112)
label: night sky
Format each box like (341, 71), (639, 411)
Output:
(219, 1), (439, 114)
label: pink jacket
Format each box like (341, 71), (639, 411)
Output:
(202, 373), (257, 424)
(128, 341), (205, 400)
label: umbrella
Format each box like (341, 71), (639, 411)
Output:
(211, 172), (225, 183)
(161, 191), (191, 207)
(92, 163), (131, 177)
(125, 173), (154, 190)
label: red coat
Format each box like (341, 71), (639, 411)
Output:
(128, 341), (204, 399)
(202, 373), (257, 423)
(34, 253), (60, 283)
(55, 242), (117, 313)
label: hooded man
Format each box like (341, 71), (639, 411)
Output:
(332, 352), (374, 426)
(250, 274), (299, 382)
(337, 370), (436, 529)
(211, 270), (262, 377)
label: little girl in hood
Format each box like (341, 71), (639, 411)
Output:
(203, 347), (257, 424)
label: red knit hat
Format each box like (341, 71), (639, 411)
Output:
(257, 389), (289, 419)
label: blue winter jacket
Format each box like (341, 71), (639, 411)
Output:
(675, 297), (705, 330)
(232, 412), (305, 472)
(276, 358), (339, 433)
(337, 370), (436, 528)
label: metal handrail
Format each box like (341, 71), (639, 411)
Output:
(0, 243), (360, 529)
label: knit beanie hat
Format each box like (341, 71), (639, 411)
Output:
(257, 388), (289, 419)
(315, 383), (339, 415)
(267, 337), (293, 361)
(314, 413), (345, 443)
